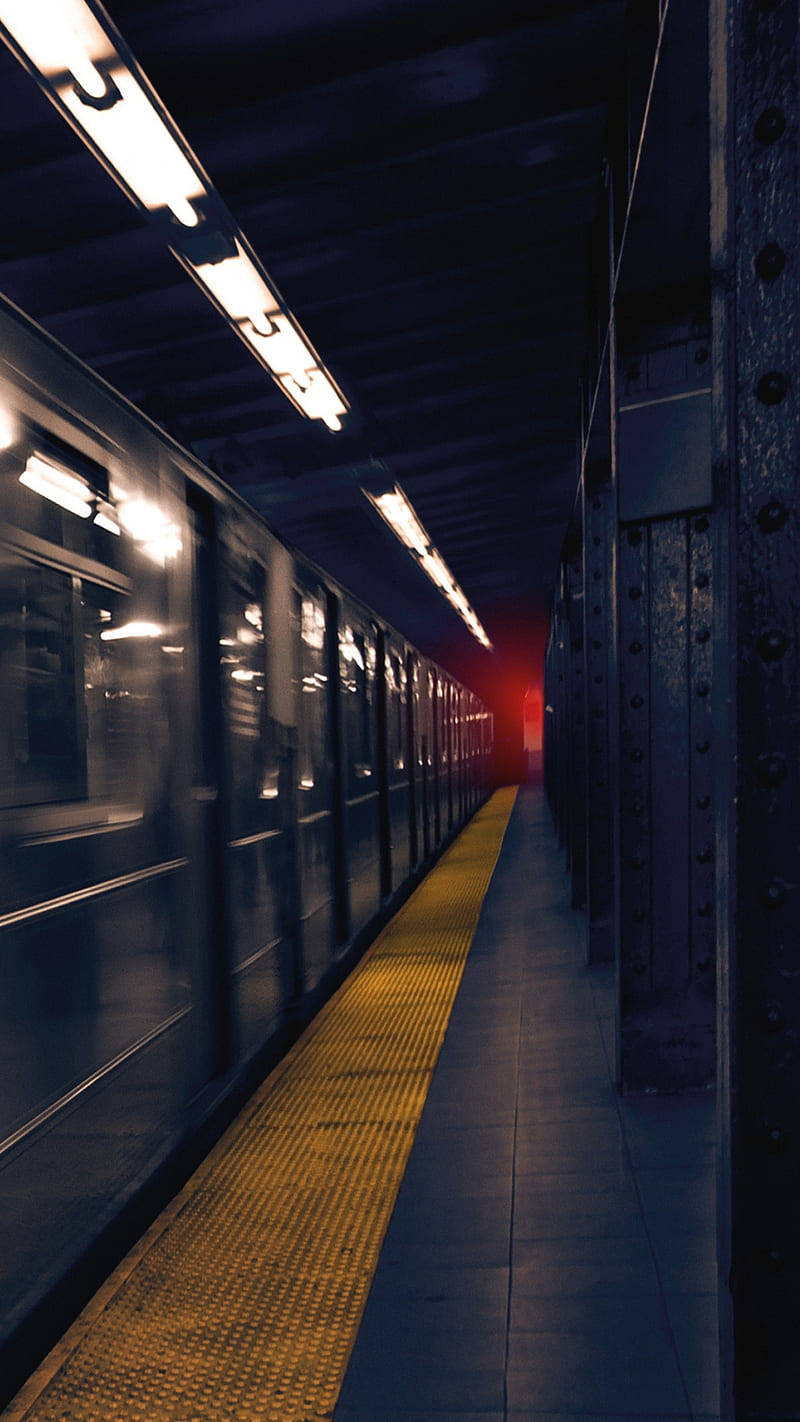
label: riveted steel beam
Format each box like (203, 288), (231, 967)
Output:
(711, 0), (800, 1415)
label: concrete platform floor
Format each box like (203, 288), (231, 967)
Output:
(335, 781), (718, 1422)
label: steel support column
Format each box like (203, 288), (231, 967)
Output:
(711, 0), (800, 1414)
(614, 332), (716, 1091)
(565, 531), (587, 909)
(582, 457), (615, 963)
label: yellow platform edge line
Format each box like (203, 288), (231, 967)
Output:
(3, 785), (518, 1422)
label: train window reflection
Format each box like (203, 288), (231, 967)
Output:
(1, 560), (84, 806)
(0, 553), (174, 818)
(297, 587), (327, 800)
(339, 623), (374, 794)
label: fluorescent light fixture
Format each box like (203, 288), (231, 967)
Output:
(279, 371), (346, 432)
(100, 620), (165, 641)
(190, 241), (279, 330)
(365, 483), (493, 651)
(60, 65), (204, 227)
(368, 488), (428, 556)
(0, 0), (349, 430)
(0, 0), (203, 226)
(19, 452), (93, 518)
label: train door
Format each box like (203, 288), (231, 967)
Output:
(185, 489), (231, 1091)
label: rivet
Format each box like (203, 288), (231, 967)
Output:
(572, 637), (583, 653)
(630, 749), (643, 763)
(697, 628), (710, 644)
(754, 243), (786, 282)
(628, 529), (642, 546)
(694, 348), (709, 366)
(593, 534), (601, 546)
(632, 908), (646, 923)
(757, 499), (788, 532)
(696, 572), (709, 589)
(592, 496), (601, 510)
(696, 739), (710, 754)
(763, 1124), (788, 1153)
(629, 586), (642, 600)
(593, 570), (602, 581)
(593, 604), (601, 615)
(697, 794), (711, 809)
(594, 673), (603, 684)
(698, 902), (712, 917)
(697, 956), (712, 973)
(632, 854), (645, 869)
(592, 638), (602, 650)
(757, 629), (788, 661)
(629, 640), (643, 654)
(631, 801), (644, 817)
(762, 1000), (785, 1033)
(627, 360), (641, 381)
(756, 752), (787, 787)
(632, 960), (648, 976)
(697, 682), (710, 698)
(756, 370), (788, 405)
(695, 515), (710, 532)
(696, 846), (712, 864)
(755, 107), (786, 145)
(630, 694), (644, 709)
(760, 880), (786, 909)
(763, 1248), (784, 1272)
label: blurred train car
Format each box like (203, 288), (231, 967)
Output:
(0, 294), (493, 1371)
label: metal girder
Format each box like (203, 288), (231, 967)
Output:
(711, 0), (800, 1415)
(582, 457), (615, 964)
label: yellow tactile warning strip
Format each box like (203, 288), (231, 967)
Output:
(3, 787), (517, 1422)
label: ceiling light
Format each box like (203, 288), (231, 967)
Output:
(61, 65), (204, 227)
(365, 484), (492, 651)
(19, 451), (93, 518)
(0, 0), (203, 226)
(280, 371), (347, 432)
(0, 0), (349, 430)
(190, 240), (279, 330)
(368, 489), (428, 557)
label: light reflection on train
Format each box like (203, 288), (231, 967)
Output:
(0, 298), (492, 1370)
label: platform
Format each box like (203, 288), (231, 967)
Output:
(2, 783), (717, 1421)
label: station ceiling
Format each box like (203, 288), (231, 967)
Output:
(0, 0), (626, 701)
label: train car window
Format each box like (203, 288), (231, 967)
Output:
(384, 651), (405, 775)
(297, 587), (328, 805)
(339, 623), (375, 796)
(219, 553), (271, 830)
(1, 557), (85, 807)
(0, 544), (178, 842)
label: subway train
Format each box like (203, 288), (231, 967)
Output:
(0, 294), (493, 1380)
